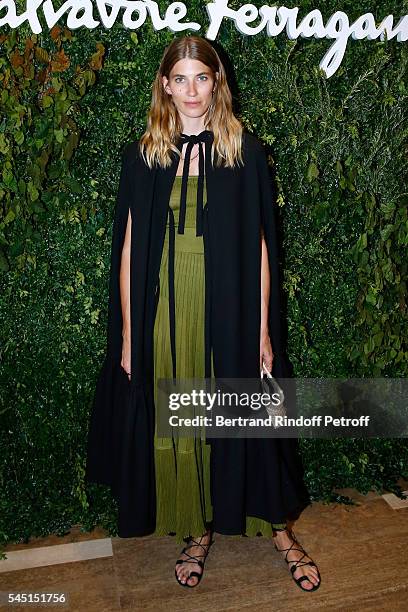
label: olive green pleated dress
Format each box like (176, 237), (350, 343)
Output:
(153, 176), (286, 543)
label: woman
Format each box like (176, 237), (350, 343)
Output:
(86, 35), (321, 592)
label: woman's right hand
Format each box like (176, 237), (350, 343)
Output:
(121, 329), (131, 381)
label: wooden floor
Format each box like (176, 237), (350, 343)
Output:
(1, 485), (407, 611)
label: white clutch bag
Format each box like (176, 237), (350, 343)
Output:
(260, 362), (286, 427)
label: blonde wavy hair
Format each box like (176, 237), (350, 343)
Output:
(139, 35), (244, 170)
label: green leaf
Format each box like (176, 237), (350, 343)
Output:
(42, 95), (53, 108)
(64, 176), (82, 194)
(3, 209), (16, 224)
(0, 134), (10, 154)
(54, 128), (64, 143)
(380, 225), (394, 241)
(365, 289), (377, 305)
(306, 161), (319, 182)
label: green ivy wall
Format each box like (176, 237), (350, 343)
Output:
(1, 0), (407, 548)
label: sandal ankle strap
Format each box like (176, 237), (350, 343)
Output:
(181, 532), (213, 561)
(274, 532), (315, 570)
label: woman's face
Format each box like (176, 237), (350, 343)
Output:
(162, 58), (217, 124)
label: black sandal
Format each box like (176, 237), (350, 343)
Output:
(174, 531), (214, 588)
(274, 529), (321, 592)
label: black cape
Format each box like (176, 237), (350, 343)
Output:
(85, 130), (310, 537)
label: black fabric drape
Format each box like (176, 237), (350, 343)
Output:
(85, 131), (310, 537)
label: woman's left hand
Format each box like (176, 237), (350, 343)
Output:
(260, 329), (274, 374)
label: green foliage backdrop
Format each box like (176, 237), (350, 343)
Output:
(1, 1), (407, 548)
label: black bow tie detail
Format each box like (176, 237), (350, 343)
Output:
(179, 130), (214, 146)
(177, 130), (214, 236)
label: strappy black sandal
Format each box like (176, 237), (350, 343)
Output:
(274, 529), (321, 592)
(174, 531), (214, 588)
